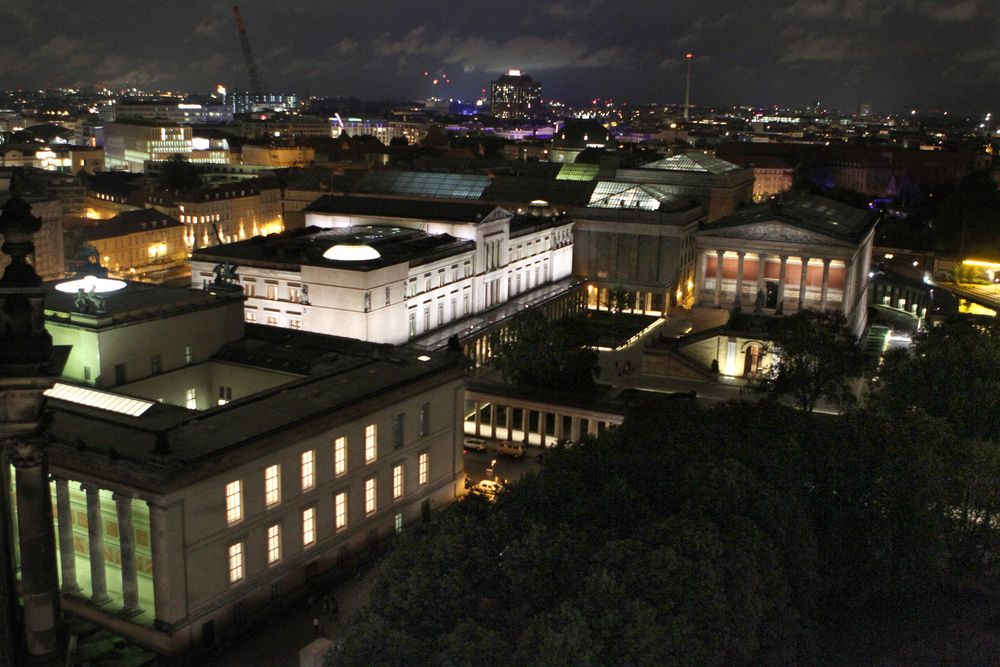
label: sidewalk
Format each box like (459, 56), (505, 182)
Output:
(203, 568), (375, 666)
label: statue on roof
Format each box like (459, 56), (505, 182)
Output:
(74, 286), (107, 315)
(212, 262), (239, 285)
(76, 243), (108, 277)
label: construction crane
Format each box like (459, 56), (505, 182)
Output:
(232, 5), (265, 98)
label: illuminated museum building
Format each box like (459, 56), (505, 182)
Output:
(12, 273), (467, 654)
(189, 196), (574, 344)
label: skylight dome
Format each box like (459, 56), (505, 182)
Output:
(54, 275), (127, 293)
(322, 244), (381, 261)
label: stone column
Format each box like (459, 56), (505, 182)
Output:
(570, 417), (581, 442)
(54, 477), (80, 594)
(539, 412), (547, 447)
(505, 405), (513, 441)
(554, 413), (563, 441)
(11, 444), (61, 659)
(487, 403), (496, 439)
(149, 501), (187, 629)
(81, 483), (110, 605)
(756, 253), (767, 292)
(820, 259), (832, 310)
(473, 401), (481, 437)
(776, 256), (788, 314)
(113, 494), (142, 617)
(713, 250), (724, 307)
(735, 252), (746, 305)
(693, 251), (706, 306)
(797, 256), (811, 311)
(522, 410), (529, 444)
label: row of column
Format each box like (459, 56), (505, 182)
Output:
(53, 479), (143, 617)
(470, 400), (609, 444)
(710, 250), (835, 312)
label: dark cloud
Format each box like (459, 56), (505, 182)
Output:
(0, 0), (993, 113)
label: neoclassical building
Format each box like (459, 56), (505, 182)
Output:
(691, 194), (877, 336)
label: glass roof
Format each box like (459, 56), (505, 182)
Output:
(45, 382), (155, 417)
(55, 275), (127, 294)
(354, 171), (490, 199)
(640, 153), (742, 174)
(587, 181), (678, 211)
(556, 163), (599, 181)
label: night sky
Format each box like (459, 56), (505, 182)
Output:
(1, 0), (996, 114)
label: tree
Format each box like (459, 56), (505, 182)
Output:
(158, 154), (202, 191)
(490, 310), (599, 392)
(605, 284), (633, 346)
(749, 310), (865, 412)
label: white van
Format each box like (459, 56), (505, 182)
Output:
(497, 441), (525, 458)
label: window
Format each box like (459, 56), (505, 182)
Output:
(365, 478), (377, 514)
(228, 542), (244, 584)
(218, 386), (232, 406)
(423, 306), (430, 331)
(365, 424), (377, 463)
(408, 309), (417, 337)
(437, 269), (445, 287)
(437, 300), (444, 326)
(266, 284), (278, 300)
(264, 464), (280, 507)
(335, 492), (347, 530)
(150, 354), (162, 375)
(114, 363), (127, 385)
(419, 402), (430, 437)
(225, 480), (242, 524)
(246, 311), (257, 323)
(424, 273), (431, 292)
(392, 464), (404, 499)
(302, 507), (315, 547)
(244, 282), (256, 297)
(288, 318), (302, 330)
(393, 413), (404, 449)
(418, 452), (429, 485)
(334, 436), (347, 476)
(186, 388), (197, 410)
(406, 278), (417, 297)
(395, 512), (403, 534)
(267, 524), (281, 565)
(301, 450), (315, 491)
(289, 287), (301, 303)
(185, 345), (194, 364)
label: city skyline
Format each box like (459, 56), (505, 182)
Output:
(0, 0), (995, 114)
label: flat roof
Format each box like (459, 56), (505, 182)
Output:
(46, 328), (466, 493)
(699, 193), (877, 244)
(305, 194), (506, 224)
(191, 224), (475, 271)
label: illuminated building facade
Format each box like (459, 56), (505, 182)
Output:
(189, 197), (574, 344)
(114, 99), (233, 125)
(490, 69), (541, 120)
(147, 177), (284, 249)
(104, 121), (229, 173)
(0, 194), (64, 281)
(68, 209), (187, 282)
(21, 274), (466, 655)
(241, 144), (315, 168)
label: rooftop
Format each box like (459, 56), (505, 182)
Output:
(305, 194), (506, 224)
(639, 152), (744, 175)
(192, 224), (475, 271)
(69, 208), (181, 241)
(700, 193), (877, 244)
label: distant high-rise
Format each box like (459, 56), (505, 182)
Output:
(490, 70), (541, 120)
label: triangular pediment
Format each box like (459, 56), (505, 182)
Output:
(480, 206), (514, 224)
(697, 220), (847, 246)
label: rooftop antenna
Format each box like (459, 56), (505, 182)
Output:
(683, 53), (693, 121)
(232, 5), (265, 98)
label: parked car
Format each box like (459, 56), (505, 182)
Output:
(463, 437), (488, 452)
(474, 479), (502, 498)
(497, 441), (525, 458)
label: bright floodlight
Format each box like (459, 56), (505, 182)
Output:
(55, 275), (127, 294)
(322, 244), (381, 262)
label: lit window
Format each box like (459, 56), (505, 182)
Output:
(302, 507), (315, 547)
(393, 464), (404, 499)
(267, 524), (281, 565)
(228, 541), (244, 583)
(225, 480), (242, 524)
(365, 478), (376, 514)
(185, 388), (197, 410)
(264, 464), (280, 507)
(301, 450), (315, 491)
(419, 452), (429, 485)
(365, 424), (377, 463)
(335, 492), (347, 530)
(334, 436), (347, 476)
(395, 512), (403, 534)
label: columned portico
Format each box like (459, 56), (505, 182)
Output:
(797, 256), (811, 310)
(713, 249), (724, 306)
(776, 255), (788, 314)
(735, 252), (745, 306)
(82, 482), (111, 605)
(54, 477), (80, 594)
(820, 259), (832, 310)
(113, 493), (142, 617)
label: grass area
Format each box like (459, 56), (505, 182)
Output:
(570, 310), (660, 348)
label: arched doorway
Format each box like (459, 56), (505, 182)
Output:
(743, 343), (764, 377)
